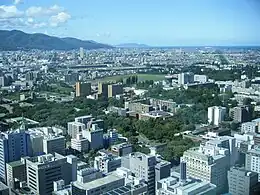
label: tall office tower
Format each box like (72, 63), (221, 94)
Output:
(228, 166), (260, 195)
(82, 124), (103, 150)
(154, 160), (171, 183)
(75, 82), (91, 97)
(6, 157), (27, 189)
(67, 121), (85, 139)
(0, 75), (8, 87)
(25, 71), (34, 81)
(124, 152), (156, 195)
(208, 106), (227, 126)
(42, 135), (65, 155)
(64, 72), (79, 84)
(229, 105), (252, 123)
(246, 146), (260, 182)
(79, 47), (85, 59)
(98, 82), (108, 97)
(108, 129), (118, 144)
(182, 143), (230, 194)
(178, 72), (194, 85)
(108, 83), (123, 98)
(0, 128), (30, 182)
(26, 153), (77, 195)
(71, 134), (89, 152)
(179, 161), (187, 182)
(94, 150), (121, 174)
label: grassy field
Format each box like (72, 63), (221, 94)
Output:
(93, 74), (166, 83)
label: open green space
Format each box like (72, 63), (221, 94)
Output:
(93, 74), (166, 83)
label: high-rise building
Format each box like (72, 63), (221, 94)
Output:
(25, 71), (34, 81)
(228, 166), (260, 195)
(71, 134), (89, 152)
(108, 83), (123, 98)
(0, 128), (30, 182)
(194, 74), (208, 83)
(111, 143), (133, 157)
(0, 75), (8, 87)
(94, 150), (121, 174)
(241, 122), (257, 134)
(67, 122), (86, 139)
(246, 146), (260, 182)
(108, 129), (118, 144)
(79, 47), (85, 59)
(182, 141), (230, 194)
(75, 82), (91, 97)
(6, 157), (27, 189)
(64, 72), (79, 84)
(42, 135), (65, 155)
(229, 105), (252, 123)
(178, 72), (194, 85)
(74, 115), (93, 126)
(208, 106), (226, 126)
(122, 152), (168, 195)
(26, 153), (77, 195)
(82, 124), (103, 150)
(98, 82), (108, 97)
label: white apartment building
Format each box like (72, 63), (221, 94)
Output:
(208, 106), (226, 126)
(241, 121), (257, 134)
(71, 134), (89, 152)
(67, 122), (85, 139)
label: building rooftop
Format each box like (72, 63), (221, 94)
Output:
(7, 159), (25, 168)
(73, 171), (124, 190)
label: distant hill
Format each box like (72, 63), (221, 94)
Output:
(0, 30), (113, 51)
(116, 43), (150, 48)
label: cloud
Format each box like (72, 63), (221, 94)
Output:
(0, 5), (23, 19)
(14, 0), (23, 5)
(26, 5), (63, 17)
(49, 12), (71, 27)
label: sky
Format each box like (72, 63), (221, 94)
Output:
(0, 0), (260, 46)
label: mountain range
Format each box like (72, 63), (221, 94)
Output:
(0, 30), (113, 51)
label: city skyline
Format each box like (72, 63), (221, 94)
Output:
(0, 0), (260, 46)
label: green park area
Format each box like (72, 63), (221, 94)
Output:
(93, 74), (166, 83)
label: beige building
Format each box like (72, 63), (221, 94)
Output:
(98, 82), (108, 97)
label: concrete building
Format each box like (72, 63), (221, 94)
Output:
(156, 171), (216, 195)
(67, 122), (85, 139)
(75, 82), (91, 97)
(108, 129), (118, 144)
(76, 167), (102, 184)
(6, 157), (27, 188)
(71, 134), (89, 152)
(111, 143), (133, 157)
(178, 72), (194, 85)
(150, 98), (177, 113)
(98, 82), (108, 97)
(52, 180), (72, 195)
(82, 124), (103, 150)
(43, 135), (65, 155)
(194, 74), (208, 83)
(72, 171), (125, 195)
(241, 122), (257, 133)
(182, 142), (230, 194)
(122, 152), (170, 195)
(26, 153), (77, 195)
(64, 72), (79, 84)
(228, 166), (260, 195)
(0, 182), (9, 195)
(246, 146), (260, 182)
(79, 47), (84, 59)
(126, 102), (153, 114)
(108, 83), (123, 98)
(0, 128), (30, 182)
(229, 106), (252, 123)
(74, 115), (92, 126)
(139, 110), (173, 121)
(208, 106), (226, 126)
(94, 150), (121, 174)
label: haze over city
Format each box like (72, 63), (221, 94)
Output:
(0, 0), (260, 46)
